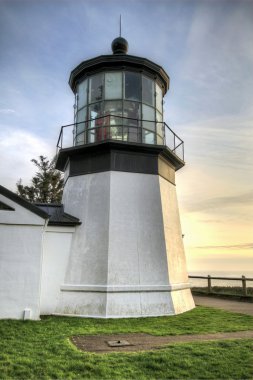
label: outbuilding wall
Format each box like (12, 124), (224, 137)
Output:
(0, 194), (46, 320)
(40, 226), (75, 315)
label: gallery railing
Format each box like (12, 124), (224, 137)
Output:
(56, 115), (184, 161)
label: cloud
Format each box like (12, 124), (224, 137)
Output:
(186, 190), (253, 213)
(0, 108), (16, 114)
(166, 1), (253, 127)
(173, 115), (253, 177)
(0, 126), (54, 191)
(183, 1), (253, 82)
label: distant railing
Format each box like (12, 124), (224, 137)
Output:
(56, 115), (184, 161)
(189, 275), (253, 298)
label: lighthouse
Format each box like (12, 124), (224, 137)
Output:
(55, 37), (195, 317)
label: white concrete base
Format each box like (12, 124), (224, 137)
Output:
(55, 287), (194, 318)
(54, 295), (173, 318)
(57, 170), (195, 318)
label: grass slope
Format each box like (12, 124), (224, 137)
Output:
(0, 306), (252, 379)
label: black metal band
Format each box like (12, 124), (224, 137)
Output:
(56, 141), (180, 184)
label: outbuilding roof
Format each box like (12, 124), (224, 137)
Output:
(35, 203), (81, 226)
(0, 185), (81, 226)
(0, 185), (48, 219)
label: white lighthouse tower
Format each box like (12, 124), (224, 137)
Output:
(55, 37), (195, 317)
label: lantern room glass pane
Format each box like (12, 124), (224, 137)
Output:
(77, 79), (88, 110)
(105, 72), (122, 99)
(142, 104), (155, 131)
(142, 76), (154, 106)
(76, 132), (85, 145)
(76, 107), (87, 133)
(157, 135), (163, 145)
(88, 129), (96, 144)
(104, 100), (122, 118)
(123, 101), (141, 142)
(104, 100), (123, 141)
(124, 72), (141, 101)
(88, 102), (104, 143)
(104, 100), (123, 140)
(156, 83), (163, 113)
(89, 103), (103, 129)
(89, 73), (104, 103)
(123, 101), (141, 127)
(156, 113), (163, 144)
(110, 126), (123, 140)
(77, 107), (87, 123)
(143, 130), (155, 144)
(156, 111), (163, 137)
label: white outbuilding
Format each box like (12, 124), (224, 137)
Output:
(0, 185), (80, 320)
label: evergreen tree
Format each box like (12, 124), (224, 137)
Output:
(16, 155), (63, 203)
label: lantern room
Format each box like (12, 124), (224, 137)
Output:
(59, 36), (180, 156)
(74, 68), (164, 146)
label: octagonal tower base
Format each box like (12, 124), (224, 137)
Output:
(55, 142), (195, 317)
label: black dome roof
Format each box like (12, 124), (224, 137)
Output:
(111, 37), (128, 54)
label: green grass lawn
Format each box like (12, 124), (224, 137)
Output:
(0, 306), (252, 379)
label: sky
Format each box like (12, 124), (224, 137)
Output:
(0, 0), (252, 275)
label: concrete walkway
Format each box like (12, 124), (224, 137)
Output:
(193, 295), (253, 316)
(71, 330), (253, 353)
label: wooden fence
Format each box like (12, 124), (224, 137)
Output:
(189, 275), (253, 297)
